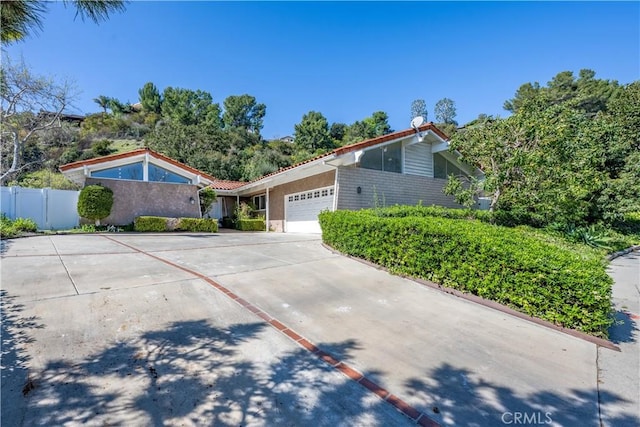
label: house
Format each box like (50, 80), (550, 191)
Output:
(60, 123), (478, 232)
(279, 135), (295, 143)
(59, 148), (243, 225)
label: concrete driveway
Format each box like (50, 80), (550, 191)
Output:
(1, 233), (637, 426)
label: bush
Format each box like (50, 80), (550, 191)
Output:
(92, 139), (114, 156)
(13, 217), (38, 232)
(221, 216), (235, 228)
(77, 185), (114, 225)
(134, 216), (169, 232)
(319, 209), (613, 337)
(134, 216), (219, 233)
(0, 215), (38, 238)
(199, 188), (217, 216)
(176, 218), (218, 232)
(0, 215), (18, 238)
(236, 219), (265, 231)
(372, 205), (494, 223)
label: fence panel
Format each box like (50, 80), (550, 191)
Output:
(0, 186), (79, 230)
(46, 189), (80, 229)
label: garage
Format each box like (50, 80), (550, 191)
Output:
(284, 186), (335, 233)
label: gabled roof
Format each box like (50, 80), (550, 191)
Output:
(59, 148), (216, 181)
(241, 122), (449, 185)
(59, 148), (222, 188)
(209, 180), (247, 191)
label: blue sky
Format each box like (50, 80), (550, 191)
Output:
(5, 1), (639, 139)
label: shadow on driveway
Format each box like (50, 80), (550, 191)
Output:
(1, 312), (407, 426)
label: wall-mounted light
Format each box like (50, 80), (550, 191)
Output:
(189, 196), (195, 205)
(357, 186), (362, 194)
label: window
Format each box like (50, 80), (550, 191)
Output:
(359, 141), (402, 173)
(148, 164), (191, 184)
(253, 194), (266, 210)
(433, 153), (464, 179)
(91, 162), (143, 180)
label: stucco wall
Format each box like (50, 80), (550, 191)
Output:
(260, 170), (335, 232)
(85, 178), (201, 225)
(336, 167), (461, 210)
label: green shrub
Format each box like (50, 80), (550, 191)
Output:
(236, 219), (265, 231)
(319, 209), (613, 337)
(134, 216), (168, 232)
(134, 216), (218, 233)
(77, 185), (114, 225)
(0, 215), (39, 237)
(176, 218), (218, 232)
(372, 205), (495, 223)
(92, 139), (114, 156)
(12, 217), (38, 232)
(0, 215), (18, 238)
(221, 216), (235, 228)
(199, 188), (217, 216)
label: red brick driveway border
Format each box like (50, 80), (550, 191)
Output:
(102, 235), (440, 427)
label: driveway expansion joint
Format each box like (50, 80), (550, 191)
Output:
(49, 236), (80, 296)
(100, 235), (441, 427)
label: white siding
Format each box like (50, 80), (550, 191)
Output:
(404, 141), (433, 177)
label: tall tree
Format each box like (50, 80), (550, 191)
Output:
(364, 111), (393, 136)
(410, 99), (428, 121)
(93, 95), (111, 113)
(434, 98), (457, 125)
(595, 81), (640, 219)
(329, 122), (347, 144)
(293, 111), (333, 153)
(343, 111), (393, 145)
(447, 74), (636, 227)
(107, 97), (129, 115)
(1, 0), (126, 43)
(504, 69), (620, 115)
(161, 87), (222, 128)
(138, 82), (162, 114)
(1, 57), (76, 184)
(222, 94), (266, 135)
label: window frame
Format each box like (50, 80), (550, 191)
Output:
(253, 194), (266, 211)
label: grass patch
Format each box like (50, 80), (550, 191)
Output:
(110, 139), (144, 154)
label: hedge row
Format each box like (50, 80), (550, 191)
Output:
(318, 210), (613, 337)
(371, 205), (494, 223)
(134, 216), (218, 233)
(236, 219), (266, 231)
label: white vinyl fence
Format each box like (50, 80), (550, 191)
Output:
(1, 186), (80, 230)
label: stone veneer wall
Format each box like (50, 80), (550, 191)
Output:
(85, 178), (201, 225)
(336, 166), (461, 211)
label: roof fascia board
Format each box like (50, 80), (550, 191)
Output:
(235, 155), (336, 195)
(63, 152), (212, 186)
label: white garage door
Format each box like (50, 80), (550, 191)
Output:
(285, 186), (335, 233)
